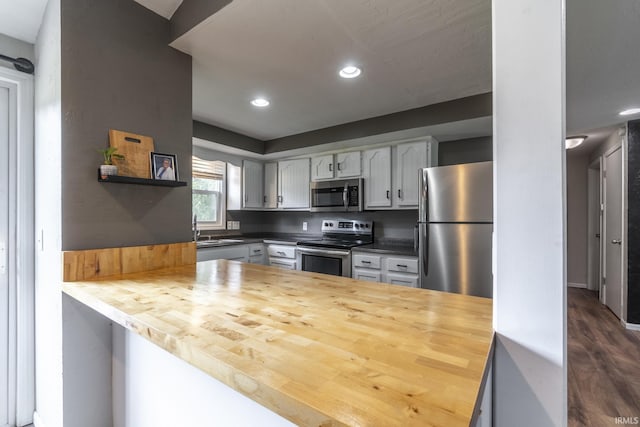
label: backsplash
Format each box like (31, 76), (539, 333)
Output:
(224, 210), (418, 240)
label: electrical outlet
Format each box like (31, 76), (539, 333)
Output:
(227, 221), (233, 229)
(234, 221), (241, 230)
(302, 221), (308, 231)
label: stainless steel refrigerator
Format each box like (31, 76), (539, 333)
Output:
(418, 161), (493, 298)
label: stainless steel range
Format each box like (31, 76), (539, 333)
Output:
(296, 219), (373, 277)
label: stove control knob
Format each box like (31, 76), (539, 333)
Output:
(365, 224), (370, 228)
(329, 222), (334, 227)
(324, 222), (329, 227)
(355, 223), (360, 228)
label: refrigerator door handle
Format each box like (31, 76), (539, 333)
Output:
(418, 223), (428, 284)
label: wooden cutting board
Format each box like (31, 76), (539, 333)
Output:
(108, 129), (155, 178)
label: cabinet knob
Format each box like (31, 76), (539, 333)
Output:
(329, 163), (333, 172)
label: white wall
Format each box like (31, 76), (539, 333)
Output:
(493, 0), (567, 426)
(566, 153), (589, 287)
(34, 0), (63, 426)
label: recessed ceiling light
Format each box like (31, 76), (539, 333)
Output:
(339, 65), (362, 79)
(619, 108), (640, 116)
(565, 136), (587, 149)
(251, 98), (270, 107)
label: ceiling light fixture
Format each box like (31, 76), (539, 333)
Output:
(619, 107), (640, 116)
(339, 65), (362, 79)
(251, 98), (270, 107)
(565, 136), (587, 150)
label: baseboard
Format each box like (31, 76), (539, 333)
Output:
(568, 282), (588, 289)
(33, 411), (44, 427)
(623, 321), (640, 331)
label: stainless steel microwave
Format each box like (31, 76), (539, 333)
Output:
(310, 178), (363, 212)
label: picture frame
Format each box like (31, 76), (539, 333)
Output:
(150, 152), (178, 181)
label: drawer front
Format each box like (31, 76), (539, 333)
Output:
(249, 254), (265, 264)
(248, 243), (264, 256)
(269, 258), (297, 270)
(386, 273), (419, 288)
(267, 245), (296, 259)
(386, 257), (418, 274)
(352, 254), (381, 269)
(353, 269), (381, 283)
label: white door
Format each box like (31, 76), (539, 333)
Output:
(264, 163), (278, 209)
(242, 160), (263, 209)
(604, 146), (623, 318)
(395, 141), (428, 207)
(311, 155), (334, 181)
(278, 159), (310, 209)
(0, 84), (10, 427)
(336, 151), (361, 178)
(586, 161), (602, 293)
(363, 147), (391, 208)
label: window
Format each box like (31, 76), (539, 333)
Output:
(192, 156), (226, 229)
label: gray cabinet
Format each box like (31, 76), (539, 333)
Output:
(242, 160), (264, 209)
(278, 158), (310, 209)
(363, 146), (392, 208)
(264, 162), (278, 209)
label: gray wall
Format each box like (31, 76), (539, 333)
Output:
(60, 0), (193, 250)
(227, 210), (418, 241)
(0, 33), (34, 71)
(566, 152), (589, 286)
(438, 136), (492, 166)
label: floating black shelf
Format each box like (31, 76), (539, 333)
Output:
(98, 170), (187, 187)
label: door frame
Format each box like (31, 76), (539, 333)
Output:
(602, 129), (628, 321)
(0, 66), (35, 427)
(586, 157), (602, 294)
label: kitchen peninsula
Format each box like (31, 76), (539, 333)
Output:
(62, 259), (493, 426)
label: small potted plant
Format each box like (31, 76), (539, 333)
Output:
(98, 147), (125, 179)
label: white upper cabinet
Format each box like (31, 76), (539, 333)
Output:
(311, 154), (334, 181)
(278, 158), (310, 209)
(242, 160), (264, 209)
(363, 146), (392, 208)
(394, 141), (429, 208)
(263, 162), (278, 209)
(336, 151), (361, 178)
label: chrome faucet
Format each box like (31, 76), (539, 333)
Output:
(193, 214), (200, 241)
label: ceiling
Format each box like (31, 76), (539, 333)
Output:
(3, 0), (640, 149)
(171, 0), (492, 140)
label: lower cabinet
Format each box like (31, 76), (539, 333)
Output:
(352, 252), (420, 287)
(197, 243), (266, 264)
(267, 244), (297, 270)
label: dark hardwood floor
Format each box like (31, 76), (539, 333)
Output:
(568, 287), (640, 426)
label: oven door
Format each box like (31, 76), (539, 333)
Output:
(296, 246), (351, 277)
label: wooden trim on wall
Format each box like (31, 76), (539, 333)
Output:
(63, 242), (196, 282)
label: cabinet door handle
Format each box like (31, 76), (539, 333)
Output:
(329, 163), (333, 172)
(278, 195), (283, 203)
(263, 195), (267, 203)
(397, 264), (408, 268)
(361, 260), (371, 264)
(386, 190), (390, 199)
(337, 162), (342, 171)
(398, 189), (402, 199)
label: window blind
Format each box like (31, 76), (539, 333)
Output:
(192, 156), (225, 180)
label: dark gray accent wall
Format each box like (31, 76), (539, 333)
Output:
(170, 0), (232, 42)
(438, 136), (493, 166)
(264, 93), (492, 154)
(61, 0), (192, 250)
(227, 210), (418, 241)
(626, 119), (640, 323)
(193, 120), (264, 154)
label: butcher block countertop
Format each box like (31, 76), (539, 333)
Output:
(62, 260), (494, 427)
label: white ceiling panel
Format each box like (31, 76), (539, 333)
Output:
(174, 0), (492, 140)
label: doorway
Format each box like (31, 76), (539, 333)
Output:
(587, 158), (602, 295)
(0, 67), (35, 427)
(603, 142), (624, 319)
